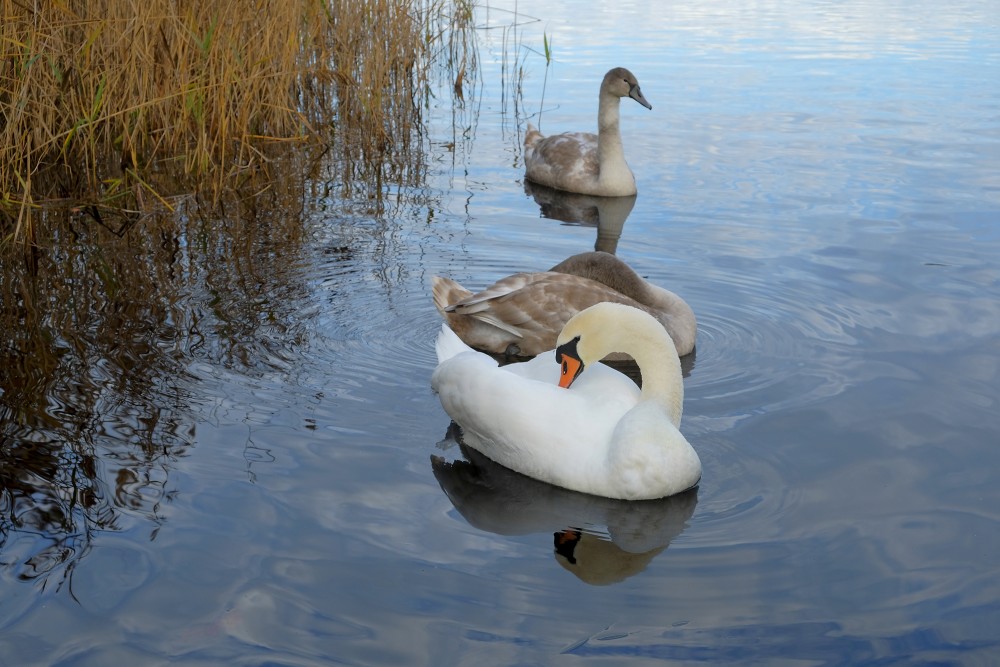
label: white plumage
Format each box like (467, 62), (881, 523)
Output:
(431, 302), (701, 500)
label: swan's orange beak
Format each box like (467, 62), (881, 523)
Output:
(555, 335), (584, 389)
(558, 353), (583, 389)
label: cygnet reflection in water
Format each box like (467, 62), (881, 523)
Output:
(524, 180), (635, 255)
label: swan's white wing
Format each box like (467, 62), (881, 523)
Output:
(432, 351), (640, 493)
(434, 323), (476, 363)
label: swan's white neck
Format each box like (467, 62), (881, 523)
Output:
(572, 304), (684, 426)
(617, 325), (684, 426)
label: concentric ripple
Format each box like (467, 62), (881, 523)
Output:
(664, 253), (868, 421)
(309, 257), (444, 401)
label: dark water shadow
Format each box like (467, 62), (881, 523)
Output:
(0, 170), (319, 594)
(431, 425), (698, 585)
(524, 181), (636, 254)
(488, 346), (695, 383)
(601, 351), (697, 383)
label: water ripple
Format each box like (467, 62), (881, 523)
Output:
(675, 254), (862, 420)
(310, 253), (443, 399)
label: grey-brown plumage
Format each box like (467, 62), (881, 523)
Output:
(432, 251), (695, 358)
(523, 67), (651, 197)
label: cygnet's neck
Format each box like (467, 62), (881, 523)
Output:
(596, 93), (626, 172)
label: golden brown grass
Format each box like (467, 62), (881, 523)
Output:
(0, 0), (473, 244)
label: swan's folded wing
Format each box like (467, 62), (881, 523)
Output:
(465, 311), (525, 338)
(434, 323), (475, 363)
(434, 353), (616, 447)
(432, 349), (637, 495)
(527, 132), (600, 183)
(444, 272), (550, 312)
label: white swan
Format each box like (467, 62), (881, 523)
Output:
(523, 67), (651, 197)
(432, 251), (696, 358)
(431, 302), (701, 500)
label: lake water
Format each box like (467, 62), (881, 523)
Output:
(2, 0), (1000, 664)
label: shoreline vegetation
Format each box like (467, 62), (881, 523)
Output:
(0, 0), (477, 246)
(0, 0), (480, 590)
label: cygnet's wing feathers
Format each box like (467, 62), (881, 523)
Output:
(462, 310), (525, 338)
(523, 122), (543, 149)
(431, 276), (473, 316)
(525, 132), (601, 188)
(443, 272), (550, 313)
(434, 271), (671, 356)
(487, 273), (657, 327)
(440, 272), (557, 339)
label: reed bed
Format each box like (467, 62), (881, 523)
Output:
(0, 0), (472, 244)
(0, 0), (482, 591)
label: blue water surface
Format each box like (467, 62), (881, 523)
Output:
(2, 0), (999, 664)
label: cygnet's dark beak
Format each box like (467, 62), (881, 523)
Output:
(629, 84), (652, 110)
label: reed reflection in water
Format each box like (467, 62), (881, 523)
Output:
(0, 0), (472, 587)
(0, 162), (322, 591)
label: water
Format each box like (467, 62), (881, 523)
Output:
(2, 0), (1000, 663)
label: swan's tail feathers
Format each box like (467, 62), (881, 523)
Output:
(435, 323), (470, 363)
(432, 276), (473, 315)
(524, 122), (543, 149)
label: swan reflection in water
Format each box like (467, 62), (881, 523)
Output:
(431, 426), (698, 585)
(524, 181), (636, 255)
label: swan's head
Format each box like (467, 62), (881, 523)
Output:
(555, 302), (656, 389)
(603, 67), (652, 110)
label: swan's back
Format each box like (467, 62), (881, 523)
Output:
(432, 342), (641, 495)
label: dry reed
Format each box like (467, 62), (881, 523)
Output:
(0, 0), (482, 592)
(0, 0), (468, 244)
